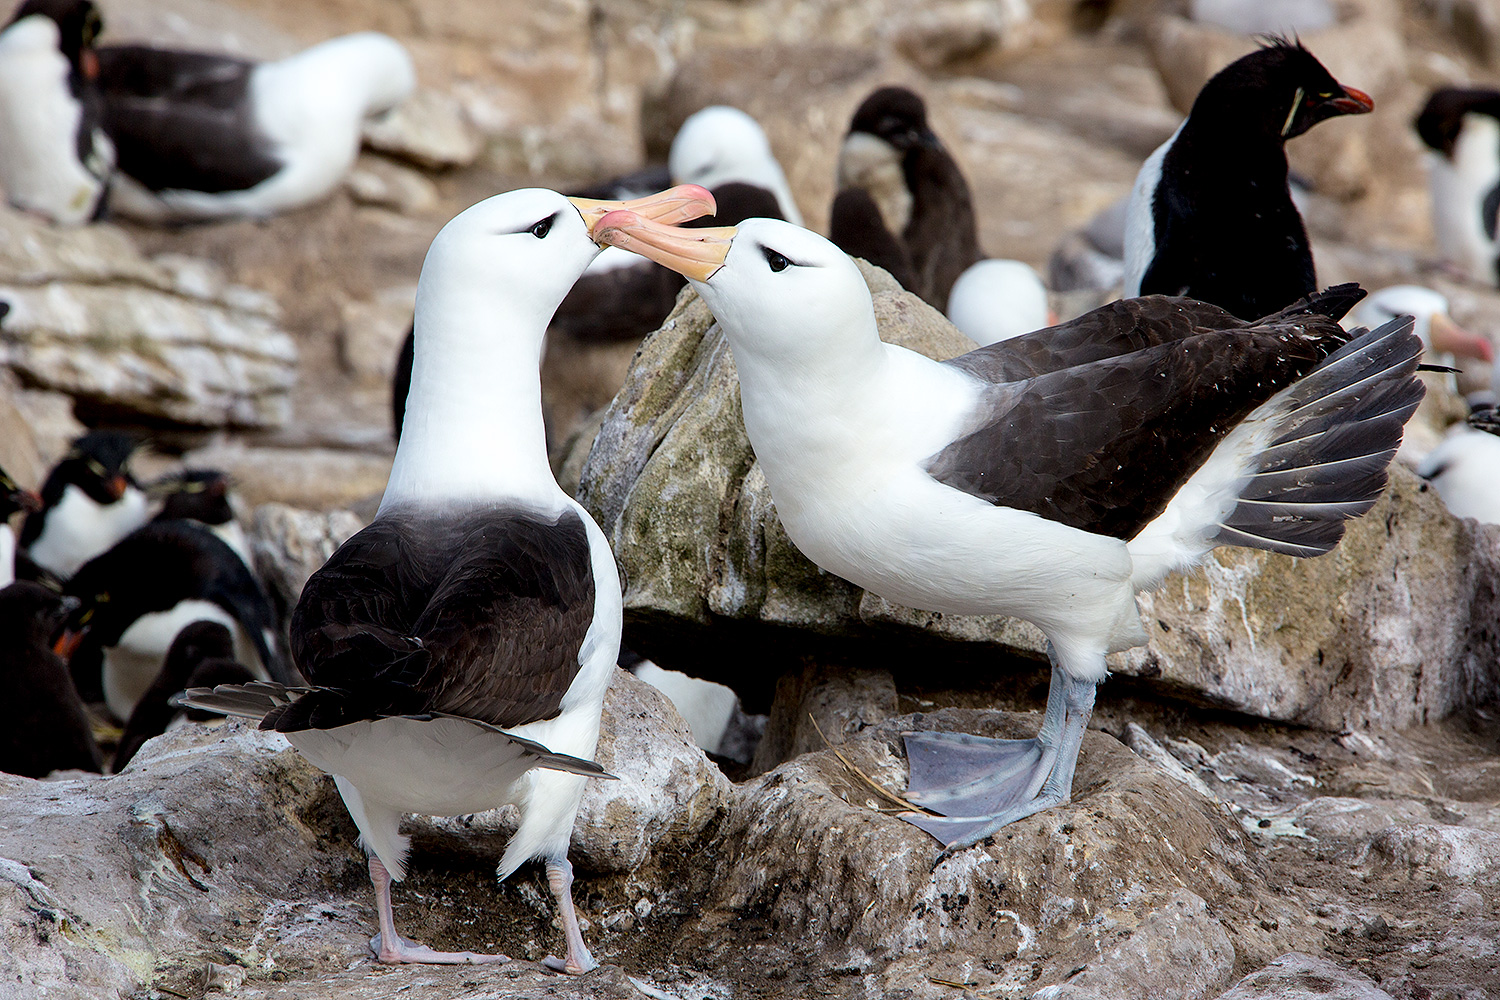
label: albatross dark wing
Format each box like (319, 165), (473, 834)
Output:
(945, 285), (1365, 383)
(927, 317), (1351, 539)
(282, 507), (596, 732)
(96, 45), (283, 194)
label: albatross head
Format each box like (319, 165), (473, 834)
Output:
(595, 213), (877, 365)
(416, 185), (715, 339)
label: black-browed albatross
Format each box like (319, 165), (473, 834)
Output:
(180, 183), (716, 969)
(595, 210), (1424, 850)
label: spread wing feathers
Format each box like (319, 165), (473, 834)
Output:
(96, 45), (283, 194)
(173, 682), (611, 778)
(287, 509), (596, 731)
(944, 284), (1365, 383)
(1211, 317), (1425, 556)
(927, 315), (1354, 540)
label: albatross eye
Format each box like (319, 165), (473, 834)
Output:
(529, 217), (554, 239)
(764, 248), (790, 273)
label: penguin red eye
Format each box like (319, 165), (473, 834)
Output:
(529, 217), (554, 239)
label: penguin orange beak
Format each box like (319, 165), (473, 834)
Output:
(568, 184), (717, 238)
(1429, 312), (1494, 363)
(1328, 86), (1374, 116)
(107, 475), (128, 501)
(53, 629), (84, 659)
(594, 210), (736, 282)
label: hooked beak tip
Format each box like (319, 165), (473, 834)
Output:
(1330, 86), (1375, 115)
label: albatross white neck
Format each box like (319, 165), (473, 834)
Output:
(381, 258), (561, 513)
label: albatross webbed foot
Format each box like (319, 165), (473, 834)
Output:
(369, 932), (511, 965)
(367, 854), (510, 965)
(897, 668), (1097, 852)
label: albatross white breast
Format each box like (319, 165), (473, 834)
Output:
(179, 183), (715, 971)
(596, 210), (1424, 852)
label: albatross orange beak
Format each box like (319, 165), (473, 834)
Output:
(568, 184), (717, 238)
(1429, 311), (1495, 363)
(594, 210), (736, 283)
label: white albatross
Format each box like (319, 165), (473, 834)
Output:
(595, 210), (1425, 850)
(179, 183), (716, 969)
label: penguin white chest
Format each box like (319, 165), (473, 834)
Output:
(28, 485), (150, 580)
(1429, 113), (1500, 286)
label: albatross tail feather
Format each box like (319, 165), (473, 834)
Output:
(1214, 316), (1424, 557)
(1129, 316), (1423, 586)
(173, 680), (310, 719)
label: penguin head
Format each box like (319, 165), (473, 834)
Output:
(1415, 87), (1500, 160)
(45, 431), (139, 506)
(1195, 38), (1373, 142)
(0, 580), (78, 650)
(148, 469), (234, 527)
(162, 620), (236, 683)
(846, 86), (942, 153)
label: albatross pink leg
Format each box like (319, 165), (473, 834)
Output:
(540, 857), (598, 974)
(367, 856), (510, 965)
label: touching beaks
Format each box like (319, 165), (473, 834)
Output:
(593, 211), (737, 283)
(568, 184), (717, 238)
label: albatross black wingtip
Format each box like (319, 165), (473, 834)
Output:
(1260, 283), (1367, 325)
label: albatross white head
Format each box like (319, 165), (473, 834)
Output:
(593, 213), (877, 377)
(384, 185), (714, 511)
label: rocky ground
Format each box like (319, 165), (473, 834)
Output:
(0, 0), (1498, 997)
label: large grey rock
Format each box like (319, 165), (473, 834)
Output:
(1031, 890), (1235, 1000)
(361, 88), (482, 171)
(677, 707), (1302, 995)
(0, 672), (731, 997)
(1218, 952), (1396, 1000)
(0, 724), (368, 1000)
(579, 272), (1500, 728)
(1116, 467), (1500, 730)
(1360, 824), (1500, 886)
(0, 207), (297, 429)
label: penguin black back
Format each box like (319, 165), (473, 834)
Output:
(1134, 39), (1373, 319)
(0, 581), (102, 777)
(62, 519), (288, 703)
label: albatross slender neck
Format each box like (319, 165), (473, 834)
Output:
(381, 278), (558, 513)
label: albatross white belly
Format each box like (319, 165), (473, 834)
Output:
(288, 716), (554, 818)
